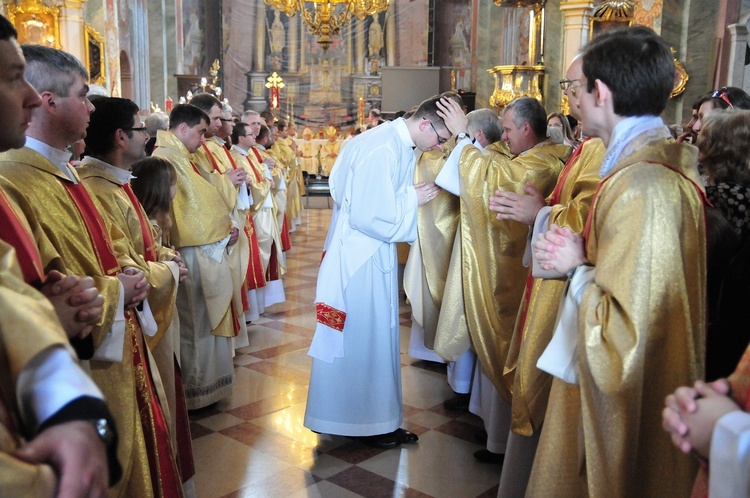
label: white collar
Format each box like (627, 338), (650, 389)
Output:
(79, 155), (134, 185)
(232, 145), (249, 156)
(393, 117), (416, 149)
(600, 115), (667, 177)
(25, 136), (76, 181)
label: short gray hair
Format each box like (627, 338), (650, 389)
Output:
(505, 97), (547, 139)
(467, 108), (502, 144)
(145, 112), (169, 136)
(22, 45), (88, 97)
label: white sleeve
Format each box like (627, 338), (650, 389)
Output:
(708, 410), (750, 498)
(434, 137), (474, 196)
(91, 281), (126, 362)
(17, 345), (104, 432)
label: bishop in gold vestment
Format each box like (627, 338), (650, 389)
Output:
(527, 135), (706, 498)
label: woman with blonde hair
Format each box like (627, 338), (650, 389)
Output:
(547, 112), (577, 147)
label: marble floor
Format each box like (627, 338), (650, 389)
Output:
(188, 203), (501, 498)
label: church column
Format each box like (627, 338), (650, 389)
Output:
(385, 1), (396, 67)
(559, 1), (594, 70)
(727, 22), (749, 87)
(59, 0), (86, 62)
(288, 13), (298, 73)
(255, 1), (266, 72)
(355, 18), (365, 74)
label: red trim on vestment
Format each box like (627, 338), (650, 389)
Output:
(550, 138), (587, 206)
(202, 144), (222, 173)
(121, 183), (157, 263)
(316, 302), (346, 332)
(60, 181), (120, 276)
(0, 188), (45, 286)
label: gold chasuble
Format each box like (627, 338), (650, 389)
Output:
(192, 138), (238, 212)
(272, 137), (302, 221)
(412, 144), (460, 347)
(527, 137), (706, 498)
(152, 130), (235, 338)
(505, 138), (605, 436)
(77, 159), (179, 348)
(0, 147), (182, 497)
(457, 140), (569, 399)
(0, 241), (67, 497)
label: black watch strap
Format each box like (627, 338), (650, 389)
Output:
(36, 396), (122, 486)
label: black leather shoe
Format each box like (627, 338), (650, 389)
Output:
(359, 428), (419, 449)
(474, 449), (505, 464)
(443, 393), (470, 412)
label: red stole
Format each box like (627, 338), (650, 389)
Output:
(549, 138), (587, 206)
(244, 217), (266, 291)
(121, 183), (157, 263)
(222, 146), (239, 170)
(0, 188), (45, 286)
(60, 181), (120, 276)
(244, 155), (263, 183)
(202, 144), (223, 173)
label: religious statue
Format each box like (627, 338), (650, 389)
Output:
(368, 15), (383, 59)
(270, 10), (285, 55)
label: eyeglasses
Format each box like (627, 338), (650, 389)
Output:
(220, 118), (234, 123)
(427, 120), (449, 145)
(559, 79), (581, 91)
(123, 126), (147, 133)
(711, 87), (734, 109)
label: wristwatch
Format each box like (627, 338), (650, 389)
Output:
(88, 418), (115, 448)
(457, 132), (468, 140)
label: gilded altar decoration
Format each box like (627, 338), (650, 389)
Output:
(7, 0), (61, 49)
(489, 65), (545, 109)
(264, 0), (389, 51)
(590, 0), (634, 39)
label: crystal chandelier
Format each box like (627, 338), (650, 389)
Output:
(265, 0), (389, 51)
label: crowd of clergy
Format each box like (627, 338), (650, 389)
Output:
(398, 30), (750, 498)
(4, 11), (750, 497)
(0, 11), (307, 494)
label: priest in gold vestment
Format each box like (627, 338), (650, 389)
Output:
(152, 105), (239, 411)
(488, 56), (606, 496)
(436, 98), (570, 464)
(529, 27), (705, 497)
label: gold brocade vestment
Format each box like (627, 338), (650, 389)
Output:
(405, 143), (459, 347)
(0, 147), (174, 497)
(0, 241), (67, 496)
(450, 140), (569, 399)
(505, 138), (605, 436)
(527, 137), (706, 498)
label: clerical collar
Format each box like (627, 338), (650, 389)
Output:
(211, 136), (226, 146)
(256, 144), (267, 151)
(25, 136), (76, 182)
(232, 145), (249, 156)
(79, 155), (134, 185)
(600, 115), (667, 177)
(393, 118), (416, 149)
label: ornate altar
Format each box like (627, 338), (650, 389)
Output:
(7, 0), (61, 49)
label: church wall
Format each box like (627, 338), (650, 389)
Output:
(475, 0), (504, 109)
(543, 0), (564, 115)
(394, 0), (429, 66)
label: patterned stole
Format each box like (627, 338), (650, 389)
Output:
(121, 183), (157, 263)
(60, 181), (120, 276)
(0, 189), (45, 286)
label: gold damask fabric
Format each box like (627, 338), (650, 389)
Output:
(193, 138), (238, 212)
(0, 241), (66, 497)
(505, 138), (605, 436)
(152, 131), (232, 249)
(413, 145), (459, 347)
(456, 140), (569, 400)
(527, 137), (706, 498)
(230, 149), (272, 217)
(319, 140), (340, 176)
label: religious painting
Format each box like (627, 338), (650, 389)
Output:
(6, 0), (61, 49)
(181, 0), (205, 74)
(84, 24), (106, 86)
